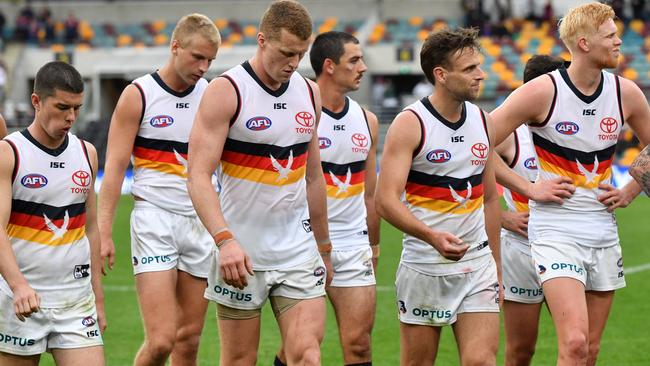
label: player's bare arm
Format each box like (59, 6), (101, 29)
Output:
(83, 141), (106, 333)
(97, 84), (142, 274)
(630, 145), (650, 195)
(599, 78), (650, 209)
(493, 133), (529, 237)
(188, 76), (253, 290)
(363, 109), (381, 270)
(0, 141), (40, 321)
(491, 75), (555, 145)
(484, 116), (503, 300)
(0, 113), (7, 138)
(375, 111), (467, 261)
(303, 79), (333, 285)
(491, 79), (576, 204)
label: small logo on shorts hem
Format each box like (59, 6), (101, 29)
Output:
(73, 264), (90, 279)
(82, 316), (96, 327)
(301, 219), (312, 233)
(538, 264), (546, 275)
(397, 300), (407, 314)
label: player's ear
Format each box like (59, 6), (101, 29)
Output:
(31, 93), (41, 112)
(324, 58), (335, 75)
(433, 66), (446, 84)
(577, 36), (590, 52)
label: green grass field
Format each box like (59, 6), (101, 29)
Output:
(40, 195), (650, 365)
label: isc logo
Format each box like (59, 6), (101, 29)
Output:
(555, 121), (579, 135)
(149, 115), (174, 128)
(524, 157), (538, 170)
(246, 116), (272, 131)
(319, 137), (331, 149)
(21, 174), (48, 188)
(426, 149), (451, 163)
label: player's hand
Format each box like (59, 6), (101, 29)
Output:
(218, 239), (254, 290)
(501, 211), (529, 238)
(426, 230), (469, 261)
(322, 254), (333, 287)
(597, 183), (633, 212)
(11, 283), (40, 322)
(528, 176), (575, 204)
(100, 236), (116, 275)
(96, 299), (107, 333)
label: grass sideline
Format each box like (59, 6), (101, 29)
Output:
(38, 195), (650, 365)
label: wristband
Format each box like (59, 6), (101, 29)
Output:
(212, 228), (234, 248)
(217, 238), (235, 249)
(371, 244), (380, 259)
(318, 242), (332, 256)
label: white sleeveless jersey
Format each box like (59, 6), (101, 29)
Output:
(218, 61), (318, 270)
(402, 98), (491, 269)
(529, 69), (623, 245)
(131, 73), (208, 216)
(318, 97), (371, 249)
(2, 130), (93, 308)
(502, 124), (538, 242)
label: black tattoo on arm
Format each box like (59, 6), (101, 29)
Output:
(631, 145), (650, 196)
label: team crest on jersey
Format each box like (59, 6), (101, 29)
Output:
(555, 121), (579, 135)
(524, 157), (538, 170)
(426, 149), (451, 163)
(21, 174), (48, 188)
(149, 115), (174, 128)
(246, 116), (272, 131)
(318, 137), (331, 149)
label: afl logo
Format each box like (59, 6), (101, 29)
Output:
(149, 115), (174, 128)
(295, 111), (314, 127)
(599, 117), (618, 134)
(21, 174), (48, 188)
(313, 266), (326, 277)
(524, 157), (538, 170)
(319, 137), (332, 149)
(351, 133), (369, 148)
(471, 143), (488, 159)
(426, 149), (451, 163)
(81, 316), (96, 327)
(555, 121), (579, 135)
(246, 116), (272, 131)
(72, 170), (91, 187)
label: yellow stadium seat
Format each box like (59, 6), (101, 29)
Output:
(215, 18), (228, 30)
(520, 53), (532, 65)
(229, 33), (243, 44)
(154, 33), (169, 46)
(620, 147), (640, 166)
(50, 44), (65, 53)
(623, 68), (638, 81)
(152, 20), (166, 33)
(417, 29), (429, 41)
(243, 25), (257, 38)
(75, 43), (91, 52)
(117, 34), (132, 47)
(491, 61), (507, 73)
(409, 16), (423, 27)
(630, 19), (644, 34)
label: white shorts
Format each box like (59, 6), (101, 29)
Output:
(501, 233), (544, 304)
(204, 252), (326, 310)
(130, 200), (212, 278)
(330, 246), (376, 287)
(531, 239), (625, 291)
(395, 256), (500, 326)
(0, 292), (102, 356)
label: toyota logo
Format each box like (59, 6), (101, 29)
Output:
(72, 170), (91, 187)
(351, 133), (369, 148)
(295, 111), (314, 127)
(599, 117), (618, 134)
(471, 143), (488, 159)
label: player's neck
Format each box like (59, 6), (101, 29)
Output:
(428, 91), (464, 123)
(27, 122), (65, 149)
(565, 60), (603, 95)
(317, 78), (347, 113)
(248, 56), (283, 91)
(157, 64), (191, 93)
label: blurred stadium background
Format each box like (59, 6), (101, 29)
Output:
(0, 0), (648, 364)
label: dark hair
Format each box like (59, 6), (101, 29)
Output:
(260, 0), (312, 42)
(310, 31), (359, 77)
(523, 55), (566, 83)
(420, 27), (480, 85)
(34, 61), (84, 99)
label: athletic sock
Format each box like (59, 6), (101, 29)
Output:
(273, 355), (287, 366)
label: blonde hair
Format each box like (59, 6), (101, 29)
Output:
(171, 13), (221, 48)
(559, 2), (615, 50)
(260, 0), (312, 41)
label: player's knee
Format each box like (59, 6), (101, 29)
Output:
(462, 353), (496, 366)
(561, 332), (588, 361)
(345, 334), (372, 360)
(146, 336), (176, 358)
(587, 340), (602, 363)
(300, 346), (321, 366)
(508, 342), (536, 365)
